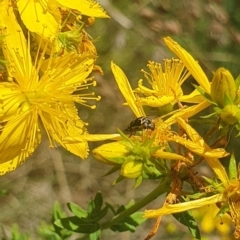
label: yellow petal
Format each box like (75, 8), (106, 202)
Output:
(0, 104), (41, 165)
(41, 52), (96, 88)
(57, 0), (109, 18)
(0, 83), (26, 122)
(144, 194), (225, 218)
(165, 101), (210, 126)
(164, 37), (211, 94)
(136, 95), (175, 107)
(111, 61), (145, 117)
(0, 0), (35, 87)
(169, 135), (228, 159)
(40, 105), (89, 159)
(176, 117), (229, 186)
(179, 89), (205, 103)
(17, 0), (60, 40)
(64, 134), (121, 143)
(153, 150), (193, 163)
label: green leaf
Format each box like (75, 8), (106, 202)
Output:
(125, 212), (146, 227)
(51, 202), (72, 239)
(93, 206), (109, 222)
(89, 229), (101, 240)
(87, 199), (95, 215)
(223, 93), (234, 106)
(11, 224), (28, 240)
(53, 201), (67, 220)
(54, 217), (99, 234)
(67, 202), (88, 218)
(37, 226), (63, 240)
(173, 211), (201, 240)
(93, 192), (103, 214)
(106, 202), (116, 215)
(228, 153), (238, 180)
(111, 212), (146, 233)
(111, 222), (136, 232)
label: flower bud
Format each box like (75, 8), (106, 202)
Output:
(92, 142), (128, 165)
(121, 159), (143, 179)
(211, 68), (236, 108)
(220, 105), (240, 125)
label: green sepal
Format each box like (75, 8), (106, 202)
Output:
(215, 204), (230, 219)
(228, 153), (238, 180)
(134, 175), (143, 188)
(202, 176), (224, 192)
(234, 73), (240, 103)
(112, 175), (125, 185)
(223, 93), (234, 106)
(200, 111), (218, 119)
(193, 84), (217, 106)
(103, 166), (121, 177)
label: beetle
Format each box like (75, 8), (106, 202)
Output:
(124, 117), (155, 136)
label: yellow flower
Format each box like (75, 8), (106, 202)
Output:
(0, 5), (100, 175)
(144, 152), (240, 239)
(175, 117), (229, 185)
(14, 0), (109, 40)
(135, 59), (203, 108)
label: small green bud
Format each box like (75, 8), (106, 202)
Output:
(121, 159), (143, 179)
(92, 142), (128, 165)
(220, 105), (240, 125)
(211, 68), (236, 108)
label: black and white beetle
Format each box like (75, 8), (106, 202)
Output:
(124, 117), (155, 136)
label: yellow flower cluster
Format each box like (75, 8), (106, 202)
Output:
(1, 0), (240, 239)
(0, 0), (111, 174)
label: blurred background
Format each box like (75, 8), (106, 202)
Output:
(1, 0), (240, 239)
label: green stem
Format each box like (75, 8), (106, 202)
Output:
(100, 177), (171, 229)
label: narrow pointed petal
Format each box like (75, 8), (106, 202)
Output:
(153, 150), (192, 163)
(165, 101), (210, 126)
(111, 61), (145, 117)
(176, 117), (229, 185)
(164, 37), (211, 93)
(64, 134), (121, 143)
(169, 135), (228, 159)
(144, 194), (224, 218)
